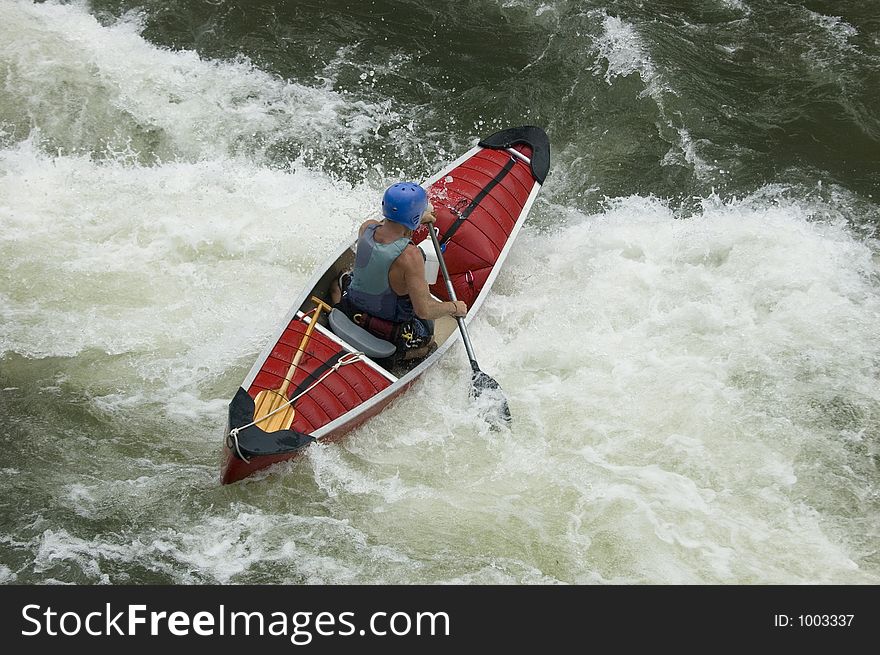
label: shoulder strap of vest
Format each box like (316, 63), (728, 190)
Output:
(366, 223), (412, 251)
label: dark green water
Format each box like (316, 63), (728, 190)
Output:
(1, 0), (878, 584)
(84, 0), (880, 207)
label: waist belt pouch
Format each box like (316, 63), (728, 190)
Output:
(356, 313), (400, 343)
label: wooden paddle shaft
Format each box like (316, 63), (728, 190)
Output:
(278, 297), (331, 397)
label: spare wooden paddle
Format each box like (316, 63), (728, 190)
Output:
(252, 296), (332, 432)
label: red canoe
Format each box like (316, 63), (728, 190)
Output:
(221, 126), (550, 484)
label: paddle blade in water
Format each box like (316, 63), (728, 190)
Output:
(471, 371), (512, 425)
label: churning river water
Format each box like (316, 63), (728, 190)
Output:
(1, 0), (879, 584)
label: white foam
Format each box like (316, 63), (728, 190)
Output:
(799, 9), (863, 85)
(0, 0), (398, 161)
(0, 138), (376, 426)
(469, 191), (880, 582)
(718, 0), (750, 14)
(306, 442), (424, 504)
(592, 15), (658, 88)
(0, 564), (15, 583)
(590, 13), (712, 177)
(805, 10), (858, 44)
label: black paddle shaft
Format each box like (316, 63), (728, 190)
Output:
(427, 227), (480, 368)
(427, 225), (510, 421)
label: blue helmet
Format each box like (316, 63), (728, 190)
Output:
(382, 182), (427, 231)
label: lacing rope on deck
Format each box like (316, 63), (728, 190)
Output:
(227, 351), (365, 462)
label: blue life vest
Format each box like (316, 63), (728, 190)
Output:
(346, 223), (415, 323)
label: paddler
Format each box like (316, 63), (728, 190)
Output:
(331, 182), (468, 361)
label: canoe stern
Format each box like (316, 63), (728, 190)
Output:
(220, 387), (315, 484)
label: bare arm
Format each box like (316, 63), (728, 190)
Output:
(399, 247), (467, 320)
